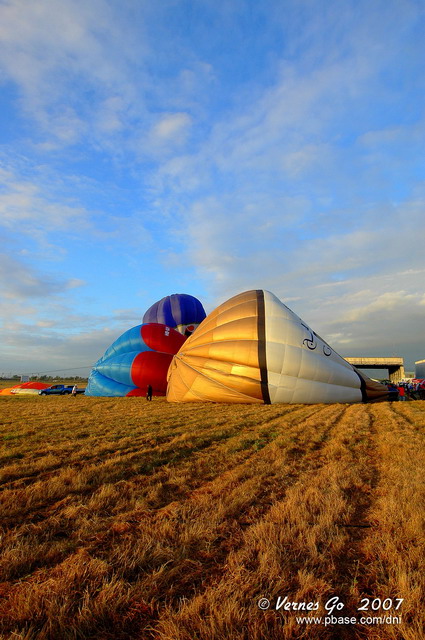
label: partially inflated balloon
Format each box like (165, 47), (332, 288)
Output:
(143, 294), (206, 336)
(0, 382), (50, 396)
(86, 323), (186, 397)
(167, 290), (389, 404)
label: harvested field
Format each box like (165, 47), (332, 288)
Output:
(0, 396), (424, 640)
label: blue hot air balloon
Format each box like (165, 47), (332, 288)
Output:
(142, 293), (206, 337)
(86, 323), (186, 397)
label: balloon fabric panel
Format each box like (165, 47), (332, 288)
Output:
(131, 351), (174, 395)
(94, 353), (137, 387)
(262, 291), (366, 403)
(85, 370), (138, 397)
(100, 326), (149, 364)
(167, 290), (263, 403)
(167, 356), (263, 403)
(141, 323), (186, 354)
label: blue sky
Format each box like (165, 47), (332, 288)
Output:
(1, 0), (424, 377)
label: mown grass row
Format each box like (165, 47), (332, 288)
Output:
(358, 403), (425, 640)
(0, 396), (424, 639)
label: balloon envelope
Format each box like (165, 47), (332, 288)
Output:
(167, 290), (389, 404)
(143, 294), (206, 336)
(0, 382), (50, 395)
(86, 323), (186, 397)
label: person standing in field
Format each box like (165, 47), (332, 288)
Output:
(397, 384), (406, 401)
(146, 384), (153, 401)
(71, 384), (78, 397)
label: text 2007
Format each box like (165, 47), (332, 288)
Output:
(358, 598), (403, 612)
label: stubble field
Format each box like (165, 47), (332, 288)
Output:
(0, 396), (424, 640)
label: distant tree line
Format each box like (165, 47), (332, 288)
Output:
(0, 375), (88, 382)
(31, 375), (88, 382)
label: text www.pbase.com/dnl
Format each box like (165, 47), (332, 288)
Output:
(295, 615), (401, 627)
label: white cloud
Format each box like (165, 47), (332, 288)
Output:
(0, 253), (85, 300)
(152, 113), (192, 140)
(0, 304), (150, 375)
(0, 298), (141, 375)
(146, 113), (194, 155)
(96, 96), (127, 133)
(338, 291), (418, 323)
(0, 0), (208, 158)
(0, 161), (159, 259)
(161, 186), (425, 370)
(300, 273), (425, 369)
(0, 0), (150, 149)
(0, 166), (91, 234)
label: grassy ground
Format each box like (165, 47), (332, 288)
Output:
(0, 396), (424, 640)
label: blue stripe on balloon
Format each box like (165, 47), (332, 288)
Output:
(170, 295), (183, 326)
(85, 369), (137, 396)
(94, 352), (138, 387)
(98, 325), (151, 364)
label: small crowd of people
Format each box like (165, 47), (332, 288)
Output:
(387, 380), (425, 401)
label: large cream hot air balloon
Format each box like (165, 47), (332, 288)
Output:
(166, 290), (389, 404)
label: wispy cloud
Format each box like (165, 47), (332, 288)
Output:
(0, 0), (424, 374)
(151, 113), (192, 143)
(0, 253), (85, 300)
(0, 167), (90, 234)
(0, 0), (149, 149)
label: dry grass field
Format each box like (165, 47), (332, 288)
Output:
(0, 395), (424, 640)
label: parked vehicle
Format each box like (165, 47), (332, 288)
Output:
(39, 384), (85, 396)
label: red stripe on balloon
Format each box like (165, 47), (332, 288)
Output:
(126, 388), (146, 397)
(131, 351), (174, 395)
(141, 323), (186, 354)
